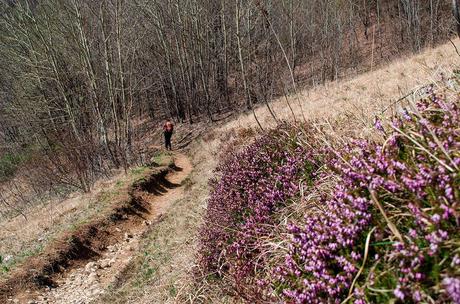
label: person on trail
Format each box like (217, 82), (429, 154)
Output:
(163, 119), (174, 150)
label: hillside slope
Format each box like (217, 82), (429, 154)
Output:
(0, 39), (459, 304)
(92, 40), (460, 303)
(223, 38), (460, 133)
(195, 41), (460, 302)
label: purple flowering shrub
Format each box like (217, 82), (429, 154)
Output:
(198, 126), (320, 296)
(198, 86), (459, 303)
(276, 89), (460, 303)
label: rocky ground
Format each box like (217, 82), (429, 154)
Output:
(35, 231), (140, 304)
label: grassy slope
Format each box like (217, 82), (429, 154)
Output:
(223, 38), (459, 135)
(95, 40), (460, 303)
(0, 39), (458, 303)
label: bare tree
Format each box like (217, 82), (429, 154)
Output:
(454, 0), (460, 38)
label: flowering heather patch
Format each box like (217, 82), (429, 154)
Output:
(276, 88), (460, 303)
(198, 84), (459, 303)
(198, 126), (320, 295)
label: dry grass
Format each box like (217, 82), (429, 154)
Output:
(221, 38), (460, 136)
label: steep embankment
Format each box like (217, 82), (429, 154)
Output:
(0, 154), (192, 304)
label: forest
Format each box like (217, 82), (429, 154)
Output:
(0, 0), (455, 214)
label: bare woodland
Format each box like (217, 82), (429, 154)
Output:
(0, 0), (456, 216)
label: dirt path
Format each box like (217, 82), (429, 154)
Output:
(13, 154), (193, 304)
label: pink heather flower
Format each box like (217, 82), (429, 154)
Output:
(412, 290), (422, 302)
(402, 109), (412, 121)
(374, 117), (384, 132)
(394, 286), (405, 300)
(452, 255), (460, 267)
(429, 243), (439, 255)
(409, 229), (418, 238)
(351, 251), (361, 261)
(431, 214), (441, 224)
(443, 277), (460, 304)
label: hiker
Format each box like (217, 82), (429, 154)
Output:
(163, 119), (174, 150)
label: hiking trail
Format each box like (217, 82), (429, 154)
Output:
(9, 153), (193, 304)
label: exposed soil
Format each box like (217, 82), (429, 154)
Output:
(0, 154), (192, 304)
